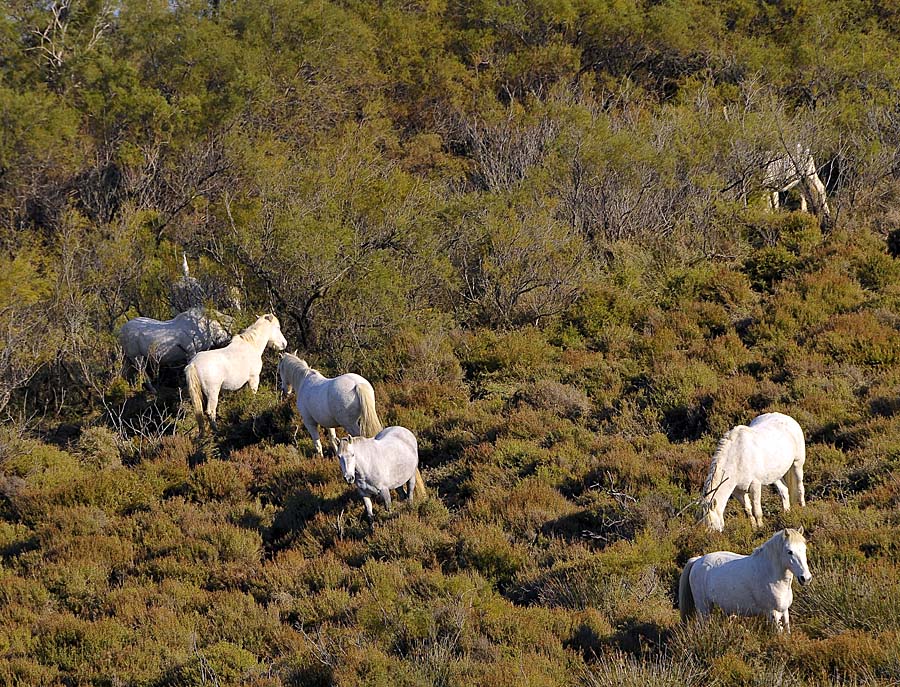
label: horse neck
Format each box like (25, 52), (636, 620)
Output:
(286, 359), (313, 390)
(756, 536), (793, 584)
(703, 433), (738, 513)
(346, 441), (372, 477)
(238, 321), (271, 353)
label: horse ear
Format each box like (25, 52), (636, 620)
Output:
(347, 436), (353, 444)
(265, 314), (274, 321)
(797, 525), (804, 536)
(293, 349), (298, 356)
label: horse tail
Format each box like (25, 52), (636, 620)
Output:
(185, 362), (206, 435)
(356, 383), (383, 438)
(414, 468), (427, 499)
(679, 557), (698, 621)
(785, 463), (799, 508)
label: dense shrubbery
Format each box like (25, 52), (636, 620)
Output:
(2, 0), (900, 684)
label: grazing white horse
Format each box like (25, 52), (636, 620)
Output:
(185, 314), (287, 434)
(277, 353), (383, 456)
(679, 528), (812, 633)
(763, 144), (831, 222)
(336, 427), (426, 523)
(701, 412), (806, 532)
(118, 307), (231, 369)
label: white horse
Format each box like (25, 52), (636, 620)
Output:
(763, 144), (831, 222)
(185, 314), (287, 434)
(679, 528), (812, 633)
(277, 352), (382, 456)
(335, 426), (426, 523)
(700, 412), (806, 532)
(118, 307), (231, 369)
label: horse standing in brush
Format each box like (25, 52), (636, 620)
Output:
(277, 352), (382, 456)
(763, 143), (831, 224)
(700, 412), (806, 532)
(119, 307), (231, 371)
(185, 314), (287, 434)
(679, 528), (812, 633)
(335, 427), (426, 524)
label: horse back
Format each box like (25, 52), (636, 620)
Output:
(324, 374), (374, 423)
(354, 426), (418, 490)
(119, 316), (185, 361)
(374, 425), (417, 452)
(749, 413), (805, 465)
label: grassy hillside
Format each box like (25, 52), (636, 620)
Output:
(2, 0), (900, 685)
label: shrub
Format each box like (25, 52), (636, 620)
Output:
(582, 651), (705, 687)
(513, 379), (592, 420)
(457, 328), (558, 387)
(0, 659), (61, 687)
(154, 435), (197, 464)
(744, 246), (799, 292)
(161, 641), (263, 687)
(453, 522), (530, 590)
(188, 460), (253, 502)
(792, 562), (900, 636)
(367, 511), (454, 566)
(815, 312), (899, 366)
(77, 426), (123, 470)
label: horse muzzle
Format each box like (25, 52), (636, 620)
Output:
(344, 474), (355, 485)
(798, 574), (812, 586)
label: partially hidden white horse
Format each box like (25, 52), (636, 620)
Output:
(277, 352), (382, 456)
(119, 307), (231, 369)
(185, 314), (287, 434)
(679, 528), (812, 633)
(701, 412), (806, 532)
(763, 143), (831, 222)
(335, 426), (426, 523)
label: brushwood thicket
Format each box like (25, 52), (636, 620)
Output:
(2, 0), (900, 685)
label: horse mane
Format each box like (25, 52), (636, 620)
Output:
(753, 528), (803, 560)
(236, 315), (273, 347)
(279, 352), (313, 387)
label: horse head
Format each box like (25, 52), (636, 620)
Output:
(337, 436), (356, 484)
(782, 528), (812, 586)
(260, 313), (287, 351)
(277, 355), (293, 397)
(699, 475), (729, 532)
(700, 501), (725, 532)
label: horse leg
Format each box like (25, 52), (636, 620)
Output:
(380, 487), (392, 512)
(770, 609), (785, 633)
(750, 481), (763, 527)
(782, 608), (791, 634)
(737, 489), (753, 521)
(793, 463), (806, 507)
(302, 419), (323, 456)
(362, 495), (375, 525)
(327, 428), (339, 455)
(249, 373), (260, 394)
(769, 190), (780, 211)
(406, 475), (416, 504)
(774, 479), (791, 511)
(206, 386), (221, 432)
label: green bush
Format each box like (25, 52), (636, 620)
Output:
(77, 425), (123, 470)
(162, 641), (263, 687)
(189, 460), (253, 502)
